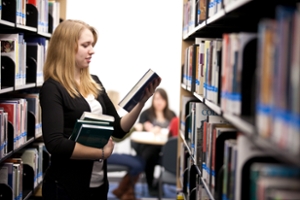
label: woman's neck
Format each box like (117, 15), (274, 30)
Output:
(75, 68), (81, 84)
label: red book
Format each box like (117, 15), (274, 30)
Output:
(27, 0), (37, 6)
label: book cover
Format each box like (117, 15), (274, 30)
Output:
(221, 33), (230, 112)
(214, 127), (237, 199)
(70, 124), (113, 149)
(197, 40), (205, 95)
(210, 124), (234, 191)
(222, 139), (236, 200)
(118, 69), (160, 112)
(69, 119), (111, 141)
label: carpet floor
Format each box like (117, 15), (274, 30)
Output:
(108, 182), (177, 200)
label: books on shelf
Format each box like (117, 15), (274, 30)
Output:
(250, 163), (300, 200)
(69, 112), (114, 149)
(118, 69), (160, 112)
(255, 5), (300, 154)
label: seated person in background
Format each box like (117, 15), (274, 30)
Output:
(106, 90), (145, 200)
(134, 88), (177, 196)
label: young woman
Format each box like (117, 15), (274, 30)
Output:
(134, 88), (177, 196)
(39, 19), (160, 200)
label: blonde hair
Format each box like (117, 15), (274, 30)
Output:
(43, 19), (101, 98)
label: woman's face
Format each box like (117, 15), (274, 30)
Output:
(153, 92), (167, 112)
(75, 28), (95, 69)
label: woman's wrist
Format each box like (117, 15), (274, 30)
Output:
(137, 101), (145, 107)
(98, 148), (104, 162)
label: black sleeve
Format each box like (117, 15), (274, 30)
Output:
(39, 81), (75, 159)
(92, 75), (128, 139)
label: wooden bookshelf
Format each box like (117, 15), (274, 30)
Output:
(57, 0), (67, 20)
(178, 0), (300, 199)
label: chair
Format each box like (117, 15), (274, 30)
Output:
(158, 137), (178, 200)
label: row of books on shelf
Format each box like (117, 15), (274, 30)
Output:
(179, 100), (300, 200)
(0, 0), (60, 34)
(0, 142), (49, 200)
(183, 0), (246, 37)
(181, 3), (300, 155)
(0, 93), (42, 160)
(0, 34), (48, 88)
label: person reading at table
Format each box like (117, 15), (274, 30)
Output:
(133, 88), (177, 196)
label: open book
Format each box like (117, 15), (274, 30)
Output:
(69, 112), (115, 148)
(119, 69), (160, 112)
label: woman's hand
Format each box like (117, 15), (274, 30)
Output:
(140, 77), (161, 104)
(144, 121), (154, 132)
(103, 137), (115, 159)
(152, 126), (161, 134)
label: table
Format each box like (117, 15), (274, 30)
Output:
(130, 131), (169, 145)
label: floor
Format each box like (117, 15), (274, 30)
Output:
(107, 178), (177, 200)
(107, 139), (178, 199)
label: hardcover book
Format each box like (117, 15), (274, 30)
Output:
(70, 123), (113, 149)
(119, 69), (160, 112)
(69, 112), (115, 148)
(79, 111), (114, 124)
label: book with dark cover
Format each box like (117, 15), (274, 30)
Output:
(69, 112), (115, 148)
(118, 69), (160, 112)
(70, 123), (113, 149)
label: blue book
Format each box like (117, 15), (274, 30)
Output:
(118, 69), (160, 112)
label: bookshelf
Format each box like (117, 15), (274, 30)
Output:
(178, 0), (300, 199)
(0, 0), (65, 199)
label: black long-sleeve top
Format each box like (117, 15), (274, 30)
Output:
(39, 75), (127, 199)
(138, 109), (176, 128)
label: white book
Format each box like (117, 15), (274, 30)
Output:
(80, 111), (114, 123)
(21, 148), (39, 188)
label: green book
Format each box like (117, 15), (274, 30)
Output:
(69, 119), (111, 141)
(69, 111), (115, 148)
(70, 122), (113, 148)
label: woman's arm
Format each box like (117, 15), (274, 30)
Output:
(71, 138), (114, 160)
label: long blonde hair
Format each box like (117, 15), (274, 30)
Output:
(43, 19), (101, 98)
